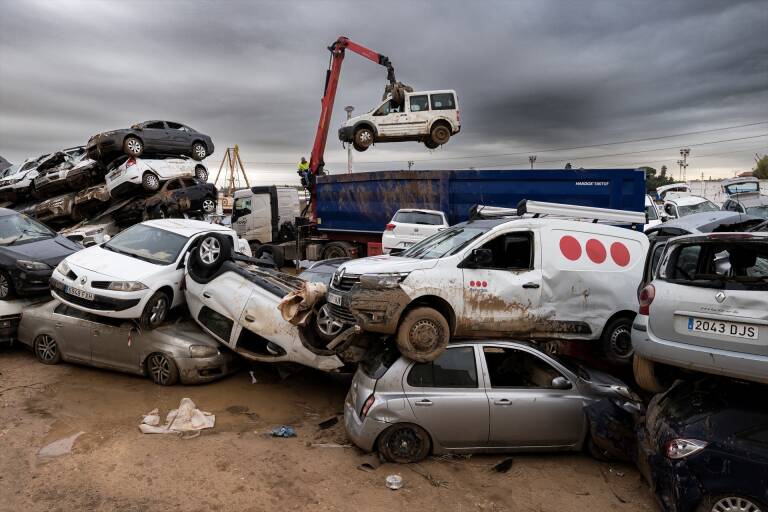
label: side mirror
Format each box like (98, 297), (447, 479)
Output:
(551, 376), (571, 389)
(471, 248), (493, 267)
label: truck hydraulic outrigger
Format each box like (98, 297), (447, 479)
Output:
(307, 36), (407, 219)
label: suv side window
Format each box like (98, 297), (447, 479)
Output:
(430, 93), (455, 110)
(476, 232), (533, 270)
(145, 121), (166, 129)
(407, 346), (477, 388)
(409, 95), (429, 112)
(483, 347), (565, 388)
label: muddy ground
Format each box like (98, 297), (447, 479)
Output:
(0, 345), (657, 512)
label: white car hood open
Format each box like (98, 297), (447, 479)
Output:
(66, 246), (165, 279)
(339, 254), (440, 275)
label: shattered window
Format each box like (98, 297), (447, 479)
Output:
(430, 93), (456, 110)
(483, 347), (563, 388)
(677, 201), (720, 217)
(0, 212), (55, 246)
(662, 240), (768, 290)
(407, 347), (477, 388)
(409, 95), (429, 112)
(198, 306), (233, 342)
(103, 224), (188, 265)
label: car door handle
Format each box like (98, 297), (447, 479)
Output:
(244, 315), (255, 322)
(202, 292), (211, 299)
(493, 399), (512, 406)
(414, 399), (433, 406)
(522, 282), (540, 289)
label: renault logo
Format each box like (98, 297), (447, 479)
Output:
(715, 291), (726, 303)
(334, 268), (345, 287)
(79, 276), (87, 285)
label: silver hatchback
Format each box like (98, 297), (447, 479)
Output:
(633, 232), (768, 392)
(344, 340), (642, 463)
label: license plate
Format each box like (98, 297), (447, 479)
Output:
(327, 292), (343, 306)
(687, 317), (759, 339)
(65, 285), (94, 301)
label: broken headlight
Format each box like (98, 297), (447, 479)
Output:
(189, 345), (219, 358)
(106, 281), (148, 292)
(666, 438), (708, 459)
(17, 260), (51, 271)
(359, 272), (410, 289)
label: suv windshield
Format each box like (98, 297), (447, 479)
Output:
(401, 226), (488, 260)
(0, 213), (55, 246)
(678, 201), (719, 217)
(104, 224), (188, 265)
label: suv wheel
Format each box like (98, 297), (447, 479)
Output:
(353, 127), (373, 151)
(378, 423), (431, 463)
(202, 197), (216, 214)
(140, 291), (170, 330)
(195, 165), (208, 182)
(123, 136), (143, 157)
(430, 124), (451, 145)
(191, 142), (207, 161)
(395, 307), (449, 362)
(142, 172), (161, 192)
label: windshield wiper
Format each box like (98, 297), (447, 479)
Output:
(7, 228), (51, 245)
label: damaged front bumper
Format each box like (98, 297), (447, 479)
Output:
(175, 353), (239, 384)
(327, 283), (410, 335)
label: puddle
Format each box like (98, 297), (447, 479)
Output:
(38, 431), (85, 458)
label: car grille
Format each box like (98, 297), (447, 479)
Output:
(331, 274), (360, 292)
(327, 302), (356, 324)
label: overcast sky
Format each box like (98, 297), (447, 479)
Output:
(1, 0), (766, 185)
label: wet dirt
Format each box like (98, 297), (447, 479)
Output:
(0, 346), (658, 511)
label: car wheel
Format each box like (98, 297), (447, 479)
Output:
(313, 302), (345, 342)
(352, 142), (368, 152)
(146, 352), (179, 386)
(697, 496), (765, 512)
(191, 142), (207, 161)
(123, 136), (144, 157)
(353, 127), (374, 150)
(192, 233), (233, 273)
(430, 123), (451, 146)
(142, 172), (161, 192)
(140, 291), (171, 330)
(601, 316), (634, 364)
(633, 354), (670, 393)
(0, 270), (14, 299)
(202, 197), (216, 214)
(424, 139), (439, 150)
(34, 334), (61, 365)
(195, 165), (208, 182)
(378, 423), (431, 463)
(395, 307), (450, 362)
(255, 245), (284, 268)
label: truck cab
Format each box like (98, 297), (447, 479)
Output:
(232, 186), (301, 246)
(338, 90), (460, 151)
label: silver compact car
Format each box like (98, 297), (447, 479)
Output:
(18, 300), (236, 385)
(344, 340), (642, 463)
(633, 232), (768, 392)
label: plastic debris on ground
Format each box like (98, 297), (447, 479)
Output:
(386, 474), (404, 490)
(492, 457), (514, 473)
(139, 398), (215, 434)
(271, 425), (296, 438)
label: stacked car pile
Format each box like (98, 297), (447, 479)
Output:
(0, 120), (217, 247)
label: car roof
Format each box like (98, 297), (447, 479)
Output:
(457, 216), (645, 236)
(142, 219), (234, 237)
(395, 208), (444, 215)
(406, 89), (456, 95)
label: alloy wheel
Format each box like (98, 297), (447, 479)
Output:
(148, 354), (172, 385)
(194, 144), (207, 159)
(316, 303), (345, 337)
(144, 174), (159, 190)
(35, 335), (58, 363)
(202, 199), (215, 213)
(200, 237), (221, 264)
(711, 497), (762, 512)
(149, 296), (168, 325)
(126, 139), (142, 154)
(0, 273), (9, 298)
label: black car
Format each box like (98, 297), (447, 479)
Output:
(87, 121), (214, 163)
(0, 208), (81, 299)
(112, 177), (218, 226)
(636, 378), (768, 512)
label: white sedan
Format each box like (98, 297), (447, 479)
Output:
(50, 219), (248, 329)
(105, 156), (208, 198)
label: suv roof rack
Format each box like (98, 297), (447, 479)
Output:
(471, 200), (645, 226)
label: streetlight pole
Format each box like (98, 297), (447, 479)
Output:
(344, 106), (354, 174)
(679, 148), (690, 181)
(528, 155), (537, 169)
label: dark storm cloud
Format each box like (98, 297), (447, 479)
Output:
(0, 0), (766, 180)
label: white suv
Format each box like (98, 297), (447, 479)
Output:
(105, 156), (208, 198)
(382, 208), (448, 254)
(338, 89), (460, 151)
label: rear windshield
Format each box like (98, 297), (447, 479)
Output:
(360, 342), (400, 379)
(659, 239), (768, 290)
(393, 211), (443, 225)
(724, 182), (759, 195)
(401, 226), (488, 260)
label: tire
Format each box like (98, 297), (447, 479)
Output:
(201, 196), (216, 214)
(191, 142), (207, 161)
(424, 139), (439, 150)
(378, 423), (431, 463)
(146, 352), (179, 386)
(601, 316), (634, 364)
(352, 142), (368, 152)
(353, 127), (374, 150)
(395, 307), (450, 362)
(0, 270), (14, 299)
(633, 354), (671, 393)
(313, 302), (345, 342)
(696, 496), (765, 512)
(321, 241), (354, 259)
(194, 165), (208, 182)
(140, 290), (171, 330)
(123, 136), (143, 157)
(34, 334), (61, 365)
(430, 124), (451, 146)
(255, 245), (284, 268)
(192, 233), (232, 273)
(142, 172), (161, 192)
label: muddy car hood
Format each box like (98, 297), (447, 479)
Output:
(66, 246), (166, 279)
(0, 236), (80, 267)
(338, 255), (439, 274)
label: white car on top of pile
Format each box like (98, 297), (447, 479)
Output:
(50, 219), (250, 329)
(382, 208), (449, 254)
(105, 156), (209, 198)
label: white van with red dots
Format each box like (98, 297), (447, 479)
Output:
(326, 201), (648, 364)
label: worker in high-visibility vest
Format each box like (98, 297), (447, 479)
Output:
(297, 157), (310, 188)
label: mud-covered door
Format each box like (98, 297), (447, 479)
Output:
(404, 94), (431, 136)
(372, 100), (407, 138)
(460, 231), (542, 336)
(196, 272), (251, 348)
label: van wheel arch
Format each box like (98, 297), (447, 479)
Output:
(401, 295), (457, 335)
(354, 121), (377, 138)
